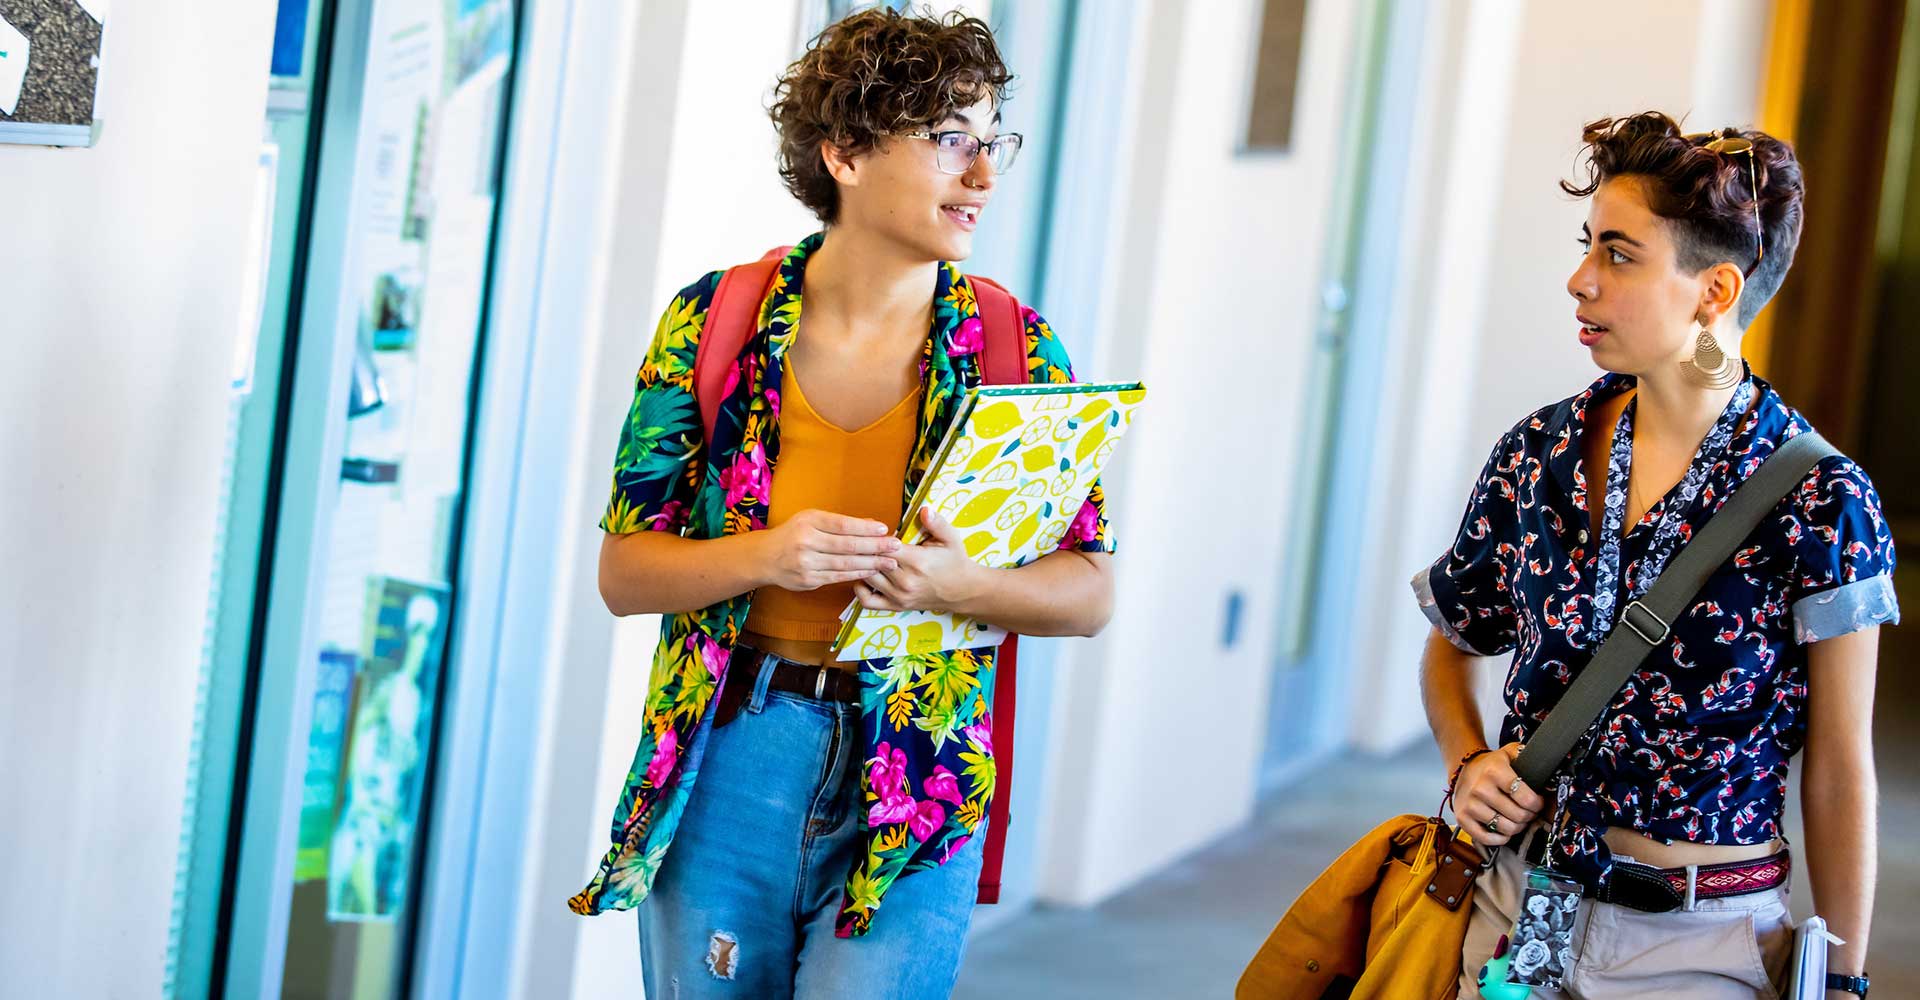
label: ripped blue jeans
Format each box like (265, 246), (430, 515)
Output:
(636, 653), (987, 999)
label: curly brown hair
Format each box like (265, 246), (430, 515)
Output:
(770, 7), (1013, 223)
(1561, 112), (1805, 327)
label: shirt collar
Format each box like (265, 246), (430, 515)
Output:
(1539, 365), (1800, 510)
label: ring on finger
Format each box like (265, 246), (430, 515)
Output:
(1484, 815), (1500, 835)
(1508, 776), (1525, 797)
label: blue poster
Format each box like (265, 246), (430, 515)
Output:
(270, 0), (311, 78)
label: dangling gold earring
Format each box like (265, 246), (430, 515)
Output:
(1679, 320), (1742, 389)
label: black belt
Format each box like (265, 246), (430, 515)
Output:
(712, 648), (861, 728)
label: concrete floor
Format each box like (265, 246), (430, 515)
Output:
(956, 565), (1919, 999)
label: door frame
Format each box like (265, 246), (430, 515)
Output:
(406, 0), (634, 992)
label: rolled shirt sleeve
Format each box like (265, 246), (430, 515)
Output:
(1784, 456), (1901, 644)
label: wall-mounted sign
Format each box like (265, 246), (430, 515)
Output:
(0, 0), (106, 147)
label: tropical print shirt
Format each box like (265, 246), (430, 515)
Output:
(569, 234), (1113, 936)
(1414, 370), (1900, 887)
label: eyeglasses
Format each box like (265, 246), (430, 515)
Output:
(899, 130), (1024, 175)
(1687, 129), (1765, 277)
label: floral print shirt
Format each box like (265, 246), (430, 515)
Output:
(569, 234), (1113, 936)
(1414, 371), (1900, 886)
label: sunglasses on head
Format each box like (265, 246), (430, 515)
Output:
(1686, 129), (1764, 277)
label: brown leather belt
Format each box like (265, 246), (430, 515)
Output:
(712, 648), (861, 728)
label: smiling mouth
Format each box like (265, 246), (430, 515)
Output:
(942, 204), (981, 226)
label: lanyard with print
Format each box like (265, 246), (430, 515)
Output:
(1588, 379), (1754, 642)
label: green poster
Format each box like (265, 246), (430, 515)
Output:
(326, 577), (448, 921)
(294, 649), (358, 882)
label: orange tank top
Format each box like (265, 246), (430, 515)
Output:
(743, 362), (921, 648)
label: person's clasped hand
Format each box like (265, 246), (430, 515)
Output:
(853, 507), (985, 614)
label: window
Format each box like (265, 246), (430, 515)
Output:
(1244, 0), (1309, 153)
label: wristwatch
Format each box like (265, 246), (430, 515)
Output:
(1827, 973), (1870, 997)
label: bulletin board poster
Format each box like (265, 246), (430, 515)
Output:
(294, 650), (359, 883)
(0, 0), (107, 147)
(325, 577), (449, 922)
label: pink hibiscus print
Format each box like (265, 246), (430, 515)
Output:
(909, 800), (947, 842)
(721, 353), (756, 403)
(923, 765), (964, 806)
(686, 634), (727, 680)
(868, 742), (907, 793)
(867, 743), (919, 826)
(946, 316), (985, 358)
(719, 444), (770, 508)
(1058, 500), (1100, 550)
(870, 793), (917, 826)
(648, 500), (687, 532)
(644, 726), (679, 789)
(963, 720), (993, 756)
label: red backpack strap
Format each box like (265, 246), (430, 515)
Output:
(693, 247), (791, 443)
(967, 274), (1027, 386)
(977, 634), (1017, 904)
(962, 273), (1028, 904)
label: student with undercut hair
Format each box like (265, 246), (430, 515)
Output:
(568, 8), (1116, 997)
(1418, 112), (1896, 997)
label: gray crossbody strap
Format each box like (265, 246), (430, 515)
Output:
(1511, 431), (1836, 793)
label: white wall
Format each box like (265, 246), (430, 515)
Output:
(1037, 0), (1366, 906)
(1342, 0), (1530, 752)
(1463, 1), (1769, 448)
(0, 2), (276, 994)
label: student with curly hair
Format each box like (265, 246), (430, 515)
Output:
(568, 8), (1116, 997)
(1419, 112), (1897, 998)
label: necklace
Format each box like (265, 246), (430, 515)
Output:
(1589, 379), (1754, 642)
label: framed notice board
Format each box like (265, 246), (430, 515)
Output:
(0, 0), (107, 146)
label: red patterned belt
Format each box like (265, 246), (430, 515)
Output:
(1594, 848), (1792, 911)
(1660, 849), (1791, 900)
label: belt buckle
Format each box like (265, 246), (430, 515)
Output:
(813, 667), (829, 700)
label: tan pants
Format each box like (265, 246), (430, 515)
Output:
(1458, 835), (1793, 999)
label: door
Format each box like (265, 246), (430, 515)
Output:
(204, 0), (524, 996)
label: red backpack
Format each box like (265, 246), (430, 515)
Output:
(692, 247), (1025, 905)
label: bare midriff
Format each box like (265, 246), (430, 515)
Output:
(1602, 826), (1784, 869)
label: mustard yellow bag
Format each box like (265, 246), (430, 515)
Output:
(1236, 814), (1484, 1000)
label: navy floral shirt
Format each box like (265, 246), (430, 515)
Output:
(1414, 371), (1900, 883)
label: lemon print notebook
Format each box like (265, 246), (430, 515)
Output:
(832, 381), (1147, 661)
